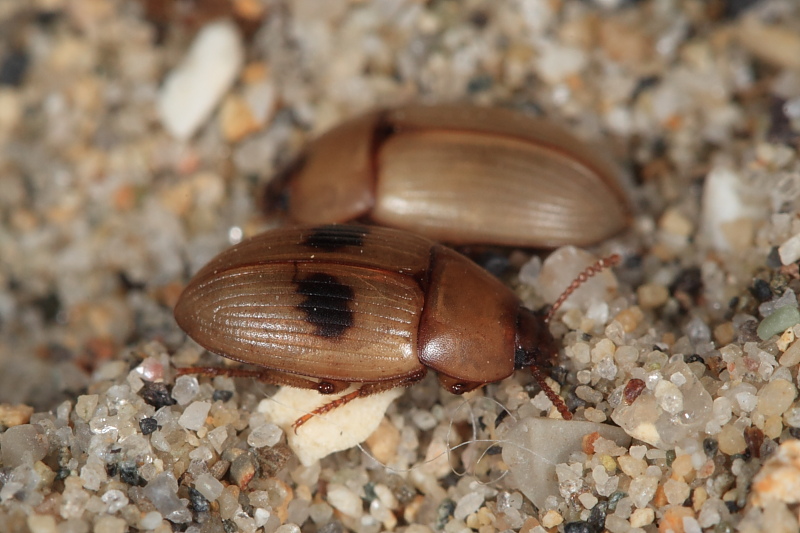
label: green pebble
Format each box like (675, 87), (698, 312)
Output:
(757, 306), (800, 340)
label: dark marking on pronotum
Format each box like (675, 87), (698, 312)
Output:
(296, 272), (355, 338)
(302, 225), (369, 252)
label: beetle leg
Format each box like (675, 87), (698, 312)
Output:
(529, 365), (572, 420)
(292, 368), (427, 431)
(174, 366), (337, 392)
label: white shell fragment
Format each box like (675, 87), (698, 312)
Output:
(157, 20), (244, 140)
(502, 418), (631, 509)
(258, 386), (404, 466)
(700, 166), (762, 251)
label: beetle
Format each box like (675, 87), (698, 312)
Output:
(174, 224), (619, 428)
(263, 104), (632, 248)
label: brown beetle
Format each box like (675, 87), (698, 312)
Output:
(264, 105), (632, 248)
(174, 224), (618, 427)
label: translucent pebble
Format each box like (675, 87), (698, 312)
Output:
(275, 524), (301, 533)
(605, 515), (632, 533)
(537, 247), (618, 309)
(233, 511), (257, 533)
(1, 424), (49, 468)
(757, 379), (797, 417)
(628, 476), (658, 508)
(655, 380), (684, 414)
(592, 339), (616, 362)
(734, 391), (757, 413)
(664, 479), (690, 505)
(541, 510), (564, 528)
(595, 357), (618, 380)
(309, 502), (334, 524)
(60, 477), (90, 519)
(645, 465), (662, 477)
(101, 489), (128, 513)
(586, 300), (610, 325)
(247, 424), (282, 448)
(784, 407), (800, 427)
(712, 397), (732, 425)
(718, 424), (746, 455)
(207, 426), (230, 453)
(143, 472), (191, 523)
(26, 515), (57, 533)
(593, 465), (609, 485)
(80, 457), (108, 491)
(615, 346), (639, 369)
(140, 511), (163, 530)
(254, 508), (272, 528)
(670, 372), (687, 387)
(630, 445), (647, 460)
(578, 492), (598, 509)
(94, 516), (126, 533)
(411, 409), (437, 430)
(172, 376), (200, 405)
(685, 316), (711, 344)
(532, 391), (554, 411)
(630, 507), (655, 527)
(178, 401), (211, 431)
(326, 484), (362, 518)
(682, 516), (702, 533)
(287, 498), (310, 525)
(780, 339), (800, 366)
(454, 492), (484, 520)
(194, 473), (224, 501)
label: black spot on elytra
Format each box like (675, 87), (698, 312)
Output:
(296, 273), (355, 338)
(302, 225), (369, 252)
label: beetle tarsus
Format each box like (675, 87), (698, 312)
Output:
(292, 388), (364, 433)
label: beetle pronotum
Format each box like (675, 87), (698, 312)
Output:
(264, 104), (632, 248)
(174, 224), (620, 428)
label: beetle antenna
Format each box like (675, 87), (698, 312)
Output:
(545, 253), (621, 324)
(530, 364), (572, 420)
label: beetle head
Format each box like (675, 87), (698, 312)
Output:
(514, 306), (557, 370)
(260, 153), (307, 216)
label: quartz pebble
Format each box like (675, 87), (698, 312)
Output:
(756, 379), (796, 417)
(0, 424), (48, 468)
(194, 473), (224, 501)
(326, 484), (362, 518)
(534, 246), (618, 310)
(178, 401), (211, 431)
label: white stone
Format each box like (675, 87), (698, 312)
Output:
(140, 511), (163, 530)
(194, 473), (224, 501)
(700, 166), (762, 251)
(258, 386), (404, 466)
(178, 401), (211, 431)
(157, 20), (244, 140)
(779, 233), (800, 266)
(247, 423), (282, 448)
(326, 484), (363, 518)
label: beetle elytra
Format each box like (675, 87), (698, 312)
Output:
(264, 104), (632, 248)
